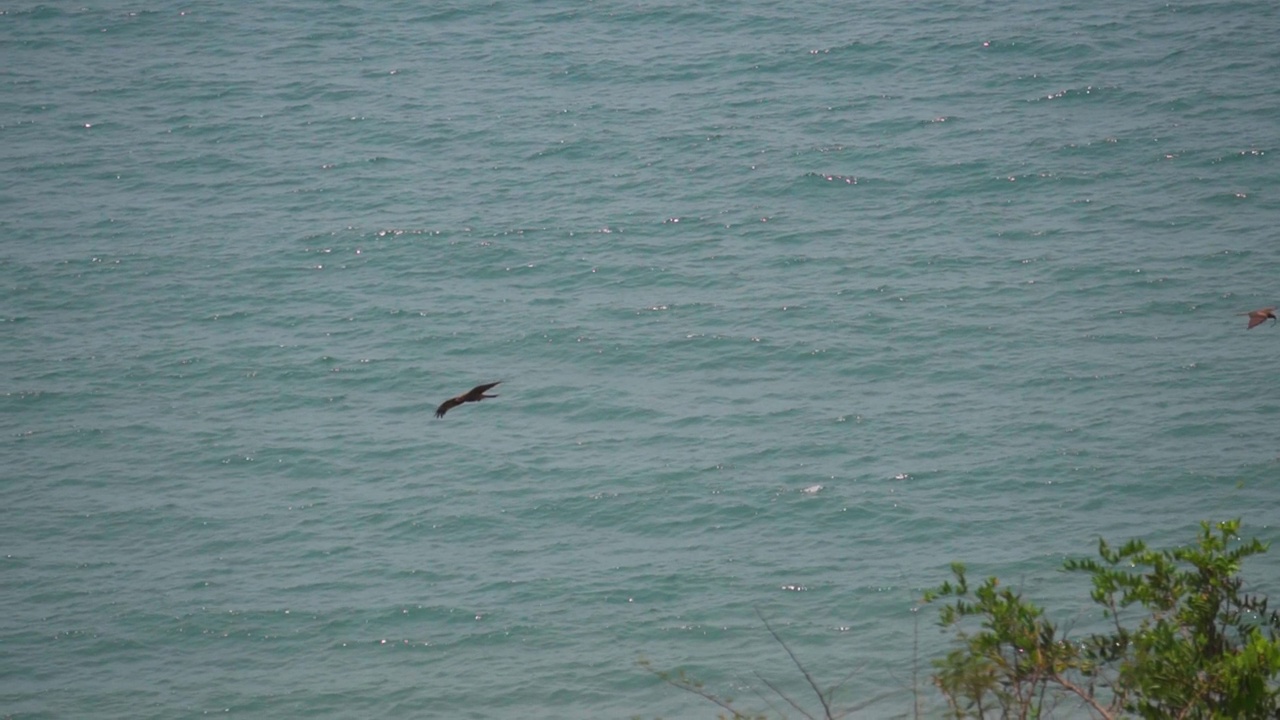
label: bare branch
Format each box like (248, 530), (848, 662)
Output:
(755, 670), (818, 720)
(748, 680), (789, 720)
(1052, 671), (1115, 720)
(756, 607), (836, 720)
(641, 663), (743, 718)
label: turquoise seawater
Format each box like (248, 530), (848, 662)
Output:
(3, 2), (1279, 718)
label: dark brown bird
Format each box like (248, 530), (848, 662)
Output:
(1242, 307), (1277, 329)
(435, 381), (501, 418)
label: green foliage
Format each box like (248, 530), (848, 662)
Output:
(924, 520), (1280, 719)
(922, 563), (1087, 719)
(646, 521), (1278, 719)
(1065, 519), (1280, 718)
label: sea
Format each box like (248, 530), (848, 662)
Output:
(3, 2), (1279, 718)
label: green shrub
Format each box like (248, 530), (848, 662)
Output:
(645, 521), (1280, 718)
(924, 520), (1280, 719)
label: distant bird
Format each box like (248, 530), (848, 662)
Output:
(1242, 307), (1277, 329)
(435, 381), (501, 418)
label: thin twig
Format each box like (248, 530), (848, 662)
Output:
(843, 688), (914, 715)
(756, 607), (836, 720)
(1053, 672), (1115, 720)
(756, 670), (818, 720)
(749, 680), (790, 720)
(912, 608), (921, 720)
(641, 663), (742, 718)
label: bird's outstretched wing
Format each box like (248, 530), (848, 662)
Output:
(434, 397), (464, 418)
(1245, 307), (1277, 329)
(462, 381), (502, 401)
(435, 381), (502, 418)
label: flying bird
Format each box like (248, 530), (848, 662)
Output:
(435, 381), (501, 418)
(1242, 307), (1277, 329)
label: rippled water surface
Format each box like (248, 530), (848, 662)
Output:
(3, 2), (1279, 718)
